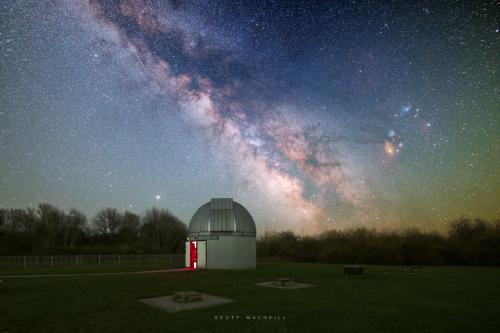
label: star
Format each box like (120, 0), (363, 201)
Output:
(400, 105), (411, 116)
(0, 0), (496, 233)
(384, 141), (396, 157)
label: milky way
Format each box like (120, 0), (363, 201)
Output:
(0, 0), (498, 233)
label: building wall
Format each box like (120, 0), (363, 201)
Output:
(197, 241), (207, 268)
(206, 236), (256, 269)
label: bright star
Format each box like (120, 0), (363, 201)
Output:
(400, 105), (411, 115)
(384, 141), (395, 156)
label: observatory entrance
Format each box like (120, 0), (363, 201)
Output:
(186, 240), (207, 269)
(189, 241), (197, 269)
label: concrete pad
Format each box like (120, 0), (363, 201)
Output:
(139, 292), (235, 313)
(255, 281), (315, 289)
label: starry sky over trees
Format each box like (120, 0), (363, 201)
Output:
(0, 0), (498, 233)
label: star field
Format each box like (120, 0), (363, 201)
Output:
(0, 0), (498, 233)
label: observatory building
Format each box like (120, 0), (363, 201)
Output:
(185, 198), (256, 269)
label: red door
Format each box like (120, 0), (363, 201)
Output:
(189, 241), (197, 269)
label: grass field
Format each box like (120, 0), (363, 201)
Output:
(1, 263), (499, 333)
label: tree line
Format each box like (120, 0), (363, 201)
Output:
(2, 204), (499, 266)
(0, 203), (187, 255)
(257, 218), (500, 266)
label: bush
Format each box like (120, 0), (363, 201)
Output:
(257, 218), (500, 266)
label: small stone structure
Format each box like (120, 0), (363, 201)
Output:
(344, 265), (364, 274)
(172, 291), (203, 303)
(272, 277), (295, 287)
(256, 277), (314, 290)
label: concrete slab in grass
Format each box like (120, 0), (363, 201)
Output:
(139, 293), (235, 313)
(255, 281), (315, 289)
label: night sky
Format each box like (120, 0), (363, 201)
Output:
(1, 0), (498, 234)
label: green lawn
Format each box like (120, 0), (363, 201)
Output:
(0, 263), (181, 276)
(0, 263), (499, 333)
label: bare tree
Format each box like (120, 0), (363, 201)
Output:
(37, 203), (64, 246)
(21, 207), (37, 233)
(63, 208), (87, 247)
(141, 207), (187, 253)
(92, 208), (122, 236)
(119, 211), (141, 242)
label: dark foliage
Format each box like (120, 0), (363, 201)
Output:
(0, 204), (187, 255)
(257, 218), (500, 266)
(2, 205), (498, 265)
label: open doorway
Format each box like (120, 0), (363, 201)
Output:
(189, 241), (197, 269)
